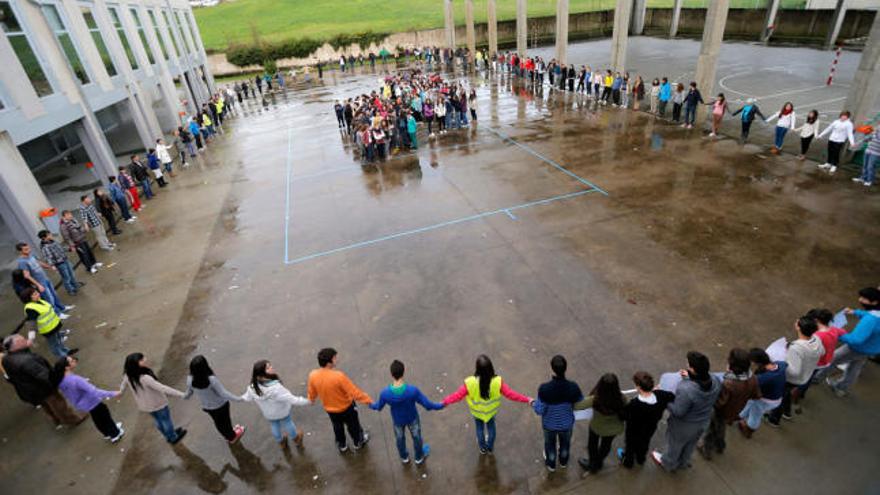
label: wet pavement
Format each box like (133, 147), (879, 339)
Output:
(2, 39), (880, 495)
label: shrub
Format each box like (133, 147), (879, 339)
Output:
(226, 32), (388, 67)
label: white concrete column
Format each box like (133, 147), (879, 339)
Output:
(0, 132), (52, 248)
(138, 6), (182, 132)
(517, 0), (527, 56)
(183, 10), (216, 94)
(825, 0), (848, 50)
(760, 0), (781, 43)
(443, 0), (455, 50)
(631, 0), (647, 35)
(845, 10), (880, 125)
(611, 0), (633, 72)
(74, 116), (116, 181)
(555, 0), (569, 64)
(487, 0), (498, 56)
(694, 0), (730, 124)
(127, 91), (156, 151)
(465, 0), (476, 65)
(670, 0), (683, 38)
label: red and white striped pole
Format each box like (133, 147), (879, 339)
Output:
(826, 44), (842, 86)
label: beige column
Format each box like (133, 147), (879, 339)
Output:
(487, 0), (498, 55)
(844, 11), (880, 125)
(516, 0), (527, 56)
(610, 0), (633, 72)
(465, 0), (476, 64)
(670, 0), (683, 38)
(693, 0), (730, 124)
(0, 132), (52, 247)
(444, 0), (455, 50)
(825, 0), (848, 50)
(760, 0), (781, 43)
(555, 0), (569, 64)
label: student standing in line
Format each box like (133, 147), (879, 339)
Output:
(822, 288), (880, 397)
(633, 75), (645, 110)
(651, 351), (721, 472)
(20, 287), (73, 358)
(38, 230), (80, 297)
(307, 348), (373, 453)
(620, 74), (630, 109)
(602, 70), (614, 105)
(54, 354), (125, 443)
(435, 95), (447, 134)
(59, 210), (100, 275)
(242, 360), (309, 447)
(617, 372), (674, 468)
(370, 360), (444, 465)
(469, 90), (478, 123)
(796, 308), (847, 408)
(576, 373), (626, 475)
(16, 242), (71, 317)
(107, 176), (136, 223)
(658, 77), (671, 117)
(532, 355), (583, 472)
(671, 83), (685, 123)
(94, 188), (122, 235)
(120, 353), (187, 444)
(731, 98), (766, 144)
(737, 349), (787, 438)
(611, 72), (623, 107)
(423, 99), (435, 137)
(817, 111), (855, 174)
(592, 71), (603, 101)
(796, 110), (820, 160)
(682, 82), (704, 129)
(407, 111), (418, 150)
(443, 354), (532, 454)
(766, 317), (823, 426)
(128, 155), (153, 199)
(649, 78), (660, 114)
(765, 102), (797, 154)
(184, 355), (246, 444)
(706, 93), (729, 138)
(853, 125), (880, 186)
(146, 149), (167, 188)
(697, 348), (760, 460)
(79, 195), (115, 251)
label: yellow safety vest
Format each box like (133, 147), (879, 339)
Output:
(465, 376), (502, 422)
(24, 299), (60, 335)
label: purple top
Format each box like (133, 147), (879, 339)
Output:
(58, 373), (116, 412)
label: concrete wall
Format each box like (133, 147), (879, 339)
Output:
(208, 8), (877, 76)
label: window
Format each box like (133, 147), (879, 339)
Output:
(0, 1), (53, 96)
(161, 10), (179, 57)
(42, 5), (89, 84)
(175, 10), (193, 55)
(80, 7), (117, 76)
(108, 7), (137, 69)
(185, 12), (199, 52)
(129, 8), (154, 65)
(147, 10), (167, 60)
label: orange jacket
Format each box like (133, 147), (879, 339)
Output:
(307, 367), (372, 413)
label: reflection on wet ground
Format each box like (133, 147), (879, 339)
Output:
(2, 54), (879, 495)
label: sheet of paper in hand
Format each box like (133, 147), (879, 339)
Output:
(574, 409), (594, 421)
(831, 310), (848, 329)
(658, 372), (727, 392)
(766, 337), (788, 362)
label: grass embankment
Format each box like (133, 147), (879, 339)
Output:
(194, 0), (806, 52)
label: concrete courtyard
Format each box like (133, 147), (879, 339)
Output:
(1, 38), (879, 495)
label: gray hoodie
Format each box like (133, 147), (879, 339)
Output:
(667, 375), (722, 424)
(784, 336), (824, 385)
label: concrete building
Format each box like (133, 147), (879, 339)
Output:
(0, 0), (215, 263)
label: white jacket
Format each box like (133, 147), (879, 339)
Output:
(241, 380), (310, 420)
(767, 111), (797, 129)
(818, 118), (855, 145)
(156, 144), (173, 164)
(798, 119), (820, 138)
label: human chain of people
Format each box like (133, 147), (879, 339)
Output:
(2, 287), (878, 476)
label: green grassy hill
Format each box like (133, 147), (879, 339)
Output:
(193, 0), (807, 52)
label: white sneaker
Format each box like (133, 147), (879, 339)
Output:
(818, 163), (831, 169)
(94, 262), (104, 268)
(64, 305), (75, 311)
(828, 166), (837, 174)
(853, 178), (864, 183)
(125, 219), (136, 223)
(59, 313), (71, 320)
(709, 132), (716, 137)
(111, 424), (125, 443)
(90, 267), (98, 274)
(865, 182), (873, 187)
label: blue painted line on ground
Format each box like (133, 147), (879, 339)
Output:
(283, 127), (293, 264)
(504, 209), (517, 220)
(485, 126), (610, 196)
(284, 188), (599, 265)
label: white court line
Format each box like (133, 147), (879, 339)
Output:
(756, 84), (848, 101)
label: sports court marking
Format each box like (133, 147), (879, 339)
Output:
(282, 126), (607, 265)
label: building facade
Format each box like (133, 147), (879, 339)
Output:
(0, 0), (216, 252)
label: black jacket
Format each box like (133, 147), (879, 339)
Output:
(2, 349), (55, 405)
(129, 162), (149, 182)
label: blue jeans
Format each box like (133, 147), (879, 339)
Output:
(37, 275), (65, 313)
(55, 261), (78, 295)
(474, 417), (496, 451)
(684, 105), (697, 125)
(140, 179), (153, 199)
(115, 198), (132, 220)
(445, 112), (452, 130)
(774, 126), (788, 149)
(186, 141), (197, 156)
(543, 428), (572, 468)
(739, 398), (780, 430)
(460, 110), (468, 126)
(393, 418), (425, 461)
(150, 406), (179, 442)
(44, 328), (70, 357)
(861, 152), (877, 184)
(269, 414), (298, 442)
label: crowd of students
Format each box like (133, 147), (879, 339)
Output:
(332, 70), (477, 162)
(2, 286), (877, 479)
